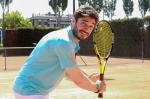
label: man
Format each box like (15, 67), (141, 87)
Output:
(13, 5), (106, 99)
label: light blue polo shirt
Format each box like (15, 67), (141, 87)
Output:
(13, 26), (80, 95)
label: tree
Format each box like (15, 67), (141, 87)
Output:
(103, 0), (117, 20)
(0, 0), (13, 42)
(48, 0), (68, 27)
(6, 0), (13, 12)
(4, 11), (32, 29)
(0, 0), (13, 11)
(138, 0), (149, 18)
(123, 0), (134, 18)
(88, 0), (103, 13)
(78, 0), (103, 13)
(149, 1), (150, 11)
(78, 0), (88, 6)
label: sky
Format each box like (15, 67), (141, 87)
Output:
(0, 0), (149, 19)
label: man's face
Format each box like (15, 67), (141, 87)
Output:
(72, 16), (96, 41)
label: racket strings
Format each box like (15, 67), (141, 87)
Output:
(94, 22), (113, 58)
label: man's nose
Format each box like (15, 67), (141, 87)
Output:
(84, 26), (89, 31)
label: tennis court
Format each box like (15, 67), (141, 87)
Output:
(0, 56), (150, 99)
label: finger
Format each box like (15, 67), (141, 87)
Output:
(99, 86), (106, 93)
(89, 73), (97, 78)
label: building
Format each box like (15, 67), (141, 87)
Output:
(30, 12), (73, 28)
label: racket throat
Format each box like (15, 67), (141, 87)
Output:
(99, 60), (107, 74)
(100, 74), (104, 81)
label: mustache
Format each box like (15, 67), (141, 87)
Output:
(80, 30), (89, 35)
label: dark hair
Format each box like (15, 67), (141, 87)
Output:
(73, 5), (99, 24)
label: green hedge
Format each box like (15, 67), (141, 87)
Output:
(0, 44), (3, 55)
(4, 27), (60, 56)
(17, 27), (60, 47)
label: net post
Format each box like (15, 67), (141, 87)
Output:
(76, 52), (87, 66)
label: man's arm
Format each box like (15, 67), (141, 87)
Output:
(65, 66), (105, 93)
(65, 70), (100, 83)
(65, 70), (88, 80)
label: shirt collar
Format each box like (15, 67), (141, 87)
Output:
(66, 26), (75, 42)
(66, 26), (80, 52)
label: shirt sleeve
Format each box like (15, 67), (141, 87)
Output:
(54, 39), (78, 68)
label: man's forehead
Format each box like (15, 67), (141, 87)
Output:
(79, 17), (96, 25)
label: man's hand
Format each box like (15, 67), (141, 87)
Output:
(99, 80), (106, 94)
(94, 80), (106, 94)
(89, 73), (106, 93)
(88, 73), (100, 82)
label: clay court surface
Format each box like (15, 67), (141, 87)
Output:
(0, 56), (150, 99)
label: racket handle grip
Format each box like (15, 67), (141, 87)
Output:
(98, 74), (104, 98)
(98, 93), (103, 98)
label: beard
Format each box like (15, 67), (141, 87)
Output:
(72, 23), (87, 41)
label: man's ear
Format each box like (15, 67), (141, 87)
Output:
(71, 17), (76, 25)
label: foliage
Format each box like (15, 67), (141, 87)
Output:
(0, 0), (13, 9)
(4, 11), (33, 29)
(109, 17), (150, 57)
(78, 0), (103, 13)
(48, 0), (68, 27)
(78, 0), (88, 6)
(0, 20), (1, 27)
(0, 44), (3, 47)
(0, 44), (3, 55)
(88, 0), (103, 13)
(103, 0), (117, 20)
(149, 1), (150, 11)
(138, 0), (149, 18)
(123, 0), (134, 18)
(0, 0), (13, 13)
(49, 0), (68, 14)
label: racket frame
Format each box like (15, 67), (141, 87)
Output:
(93, 20), (114, 98)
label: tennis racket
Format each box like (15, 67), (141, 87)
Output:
(93, 20), (114, 98)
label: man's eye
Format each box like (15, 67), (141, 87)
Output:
(82, 22), (85, 25)
(89, 25), (93, 28)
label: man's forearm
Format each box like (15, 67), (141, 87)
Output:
(65, 71), (88, 81)
(73, 73), (98, 92)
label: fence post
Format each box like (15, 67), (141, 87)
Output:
(4, 49), (6, 70)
